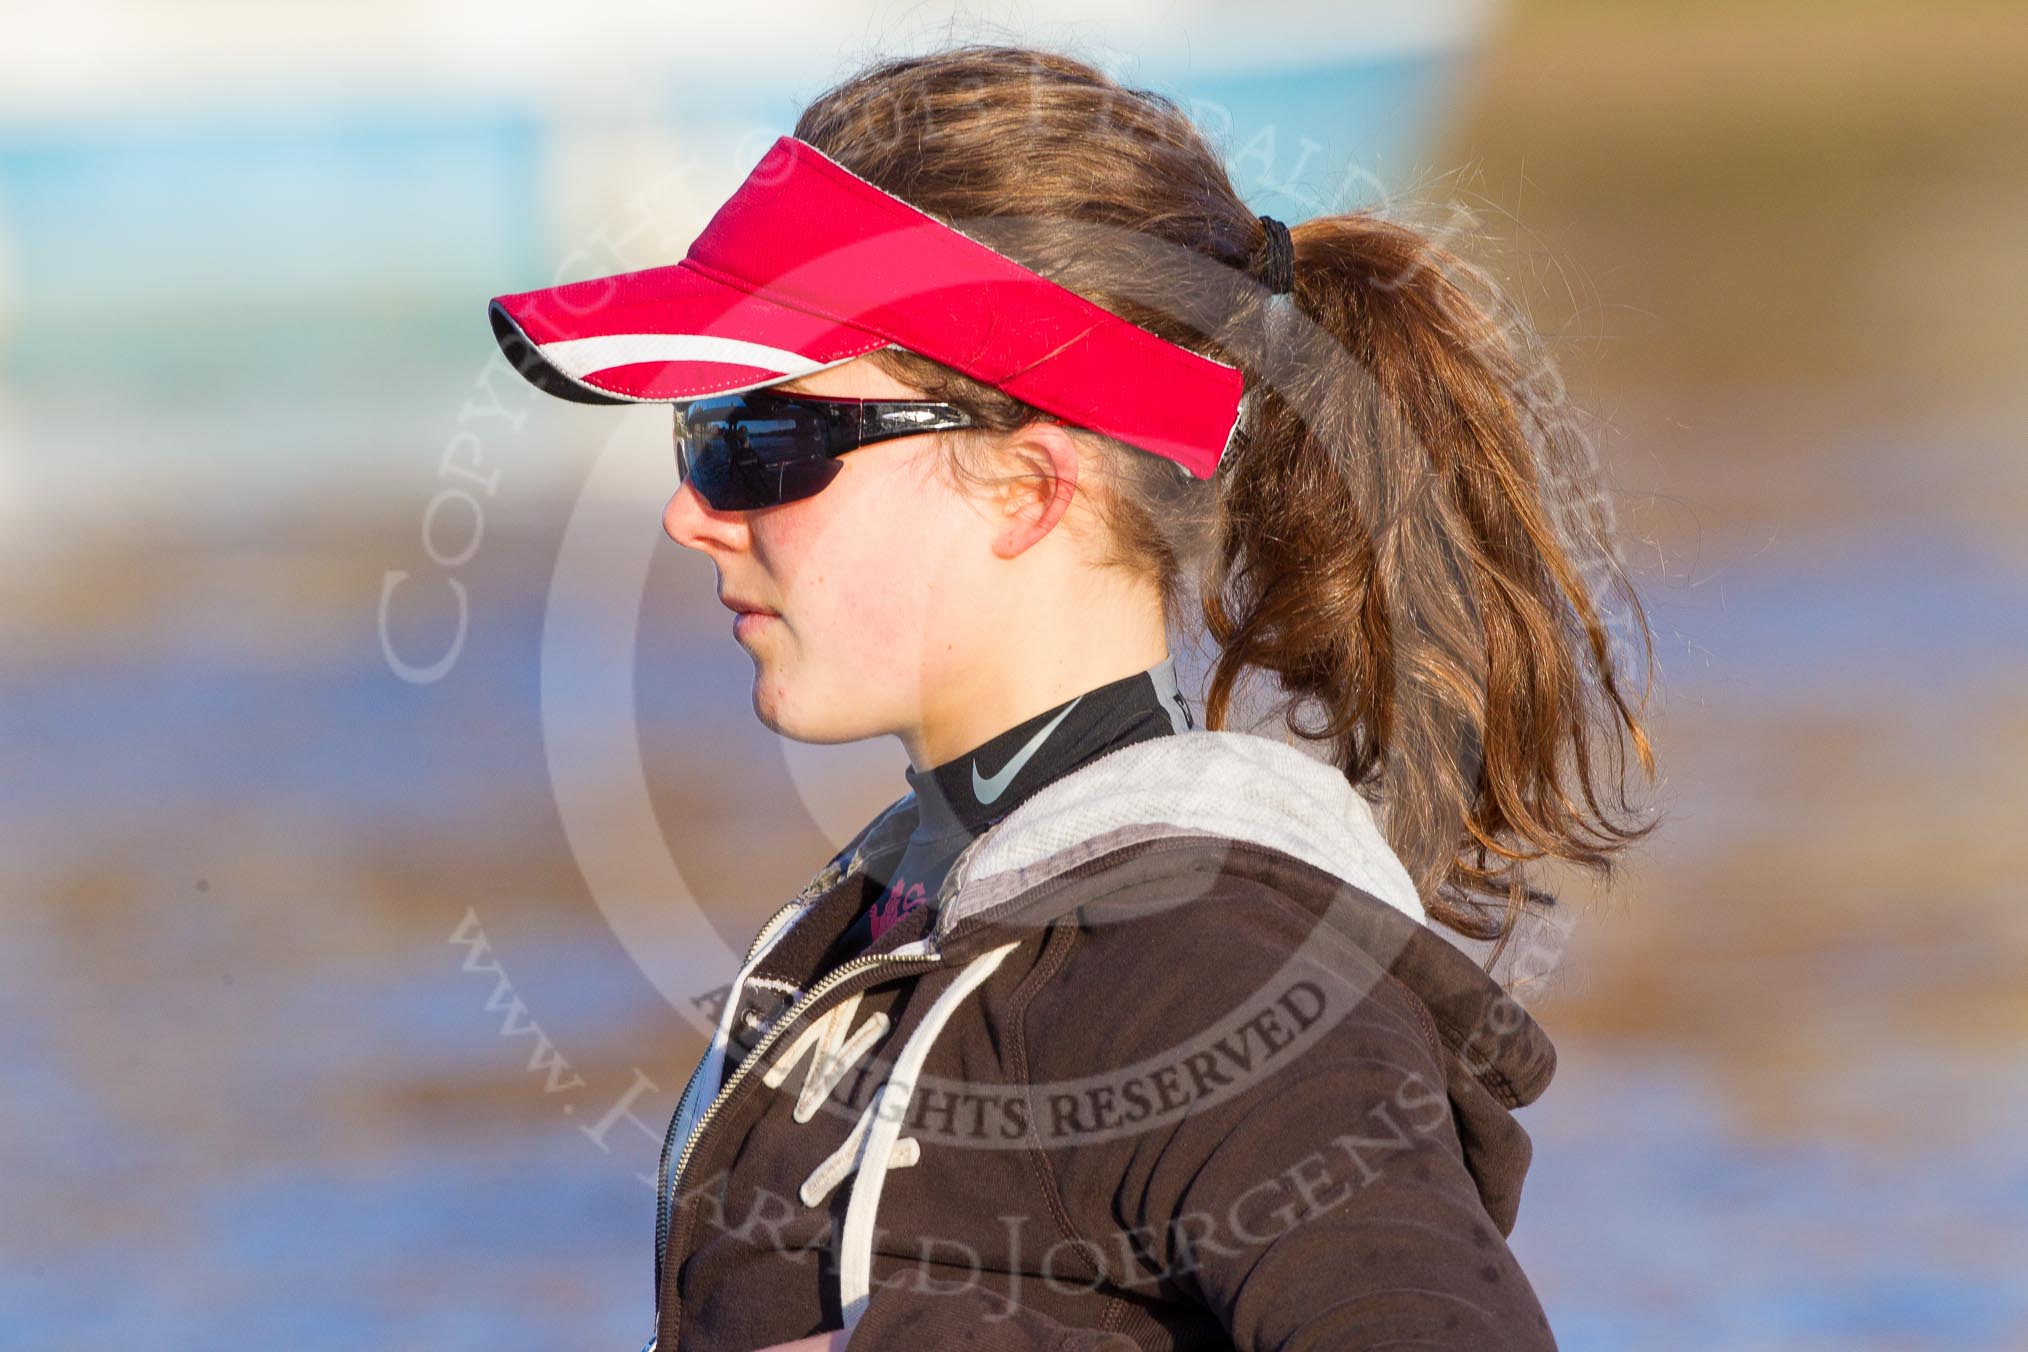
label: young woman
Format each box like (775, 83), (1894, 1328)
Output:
(489, 45), (1655, 1352)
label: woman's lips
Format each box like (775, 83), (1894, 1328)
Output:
(718, 593), (777, 615)
(719, 594), (778, 640)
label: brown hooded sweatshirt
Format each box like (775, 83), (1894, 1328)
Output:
(645, 729), (1560, 1351)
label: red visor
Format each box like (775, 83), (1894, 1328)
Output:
(488, 135), (1244, 479)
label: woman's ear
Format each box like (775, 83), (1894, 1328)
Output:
(986, 421), (1082, 560)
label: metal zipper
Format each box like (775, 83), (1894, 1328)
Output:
(653, 827), (985, 1281)
(650, 871), (838, 1311)
(647, 794), (924, 1332)
(653, 940), (943, 1349)
(647, 796), (984, 1345)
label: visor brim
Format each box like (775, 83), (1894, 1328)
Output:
(488, 259), (890, 405)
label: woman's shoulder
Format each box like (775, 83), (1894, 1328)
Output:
(1026, 856), (1435, 1064)
(986, 806), (1556, 1137)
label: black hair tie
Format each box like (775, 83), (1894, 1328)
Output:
(1257, 215), (1296, 296)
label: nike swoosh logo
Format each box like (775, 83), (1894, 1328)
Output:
(971, 696), (1083, 805)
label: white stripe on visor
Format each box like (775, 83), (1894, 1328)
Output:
(536, 332), (822, 380)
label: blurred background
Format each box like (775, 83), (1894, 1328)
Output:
(4, 0), (2024, 1347)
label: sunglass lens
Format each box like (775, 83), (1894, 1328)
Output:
(677, 398), (844, 510)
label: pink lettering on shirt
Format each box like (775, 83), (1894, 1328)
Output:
(868, 878), (929, 942)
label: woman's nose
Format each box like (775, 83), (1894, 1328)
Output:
(662, 479), (748, 552)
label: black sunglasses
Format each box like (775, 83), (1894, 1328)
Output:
(673, 389), (975, 511)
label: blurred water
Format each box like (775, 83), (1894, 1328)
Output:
(0, 107), (546, 338)
(1518, 1045), (2028, 1352)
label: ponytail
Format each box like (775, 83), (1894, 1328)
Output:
(1205, 211), (1658, 959)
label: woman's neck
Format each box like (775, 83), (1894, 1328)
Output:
(900, 625), (1171, 771)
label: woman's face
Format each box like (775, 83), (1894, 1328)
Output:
(661, 355), (1005, 753)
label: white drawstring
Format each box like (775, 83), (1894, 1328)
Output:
(835, 941), (1021, 1333)
(661, 938), (1019, 1350)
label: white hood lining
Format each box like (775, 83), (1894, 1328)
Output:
(939, 729), (1427, 927)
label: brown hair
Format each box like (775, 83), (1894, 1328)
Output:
(794, 46), (1659, 968)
